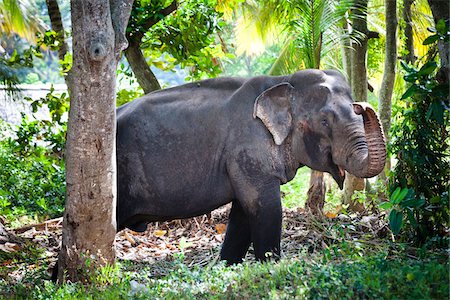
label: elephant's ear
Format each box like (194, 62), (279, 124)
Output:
(253, 82), (294, 145)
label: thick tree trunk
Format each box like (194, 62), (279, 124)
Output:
(427, 0), (449, 84)
(343, 0), (368, 210)
(402, 0), (415, 64)
(378, 0), (397, 177)
(45, 0), (68, 61)
(124, 42), (161, 93)
(56, 0), (133, 283)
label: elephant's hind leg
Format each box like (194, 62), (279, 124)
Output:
(220, 201), (251, 264)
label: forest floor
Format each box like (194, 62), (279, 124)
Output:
(1, 206), (448, 299)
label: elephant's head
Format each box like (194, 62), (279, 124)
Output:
(253, 69), (386, 188)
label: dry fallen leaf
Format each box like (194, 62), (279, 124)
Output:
(154, 230), (167, 237)
(324, 212), (337, 219)
(124, 231), (137, 246)
(0, 242), (20, 253)
(215, 223), (227, 234)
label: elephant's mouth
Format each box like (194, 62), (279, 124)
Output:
(328, 153), (346, 189)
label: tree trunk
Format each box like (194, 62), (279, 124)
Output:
(56, 0), (133, 283)
(427, 0), (449, 84)
(378, 0), (397, 177)
(45, 0), (68, 61)
(341, 21), (352, 83)
(306, 170), (326, 214)
(343, 0), (368, 210)
(402, 0), (415, 64)
(124, 42), (161, 94)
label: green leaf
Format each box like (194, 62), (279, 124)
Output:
(378, 202), (393, 210)
(401, 85), (417, 100)
(418, 61), (437, 76)
(400, 61), (415, 72)
(422, 34), (439, 45)
(436, 19), (447, 35)
(389, 209), (403, 235)
(390, 187), (402, 204)
(401, 197), (425, 208)
(406, 209), (417, 228)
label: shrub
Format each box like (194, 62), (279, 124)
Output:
(388, 22), (449, 243)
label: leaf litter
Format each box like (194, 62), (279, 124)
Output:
(1, 204), (390, 281)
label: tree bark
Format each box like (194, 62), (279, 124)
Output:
(56, 0), (133, 283)
(343, 0), (368, 210)
(124, 42), (161, 93)
(306, 170), (326, 214)
(402, 0), (415, 64)
(45, 0), (68, 61)
(427, 0), (449, 84)
(378, 0), (397, 177)
(341, 21), (352, 83)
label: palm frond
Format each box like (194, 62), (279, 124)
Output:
(0, 0), (46, 42)
(235, 0), (289, 56)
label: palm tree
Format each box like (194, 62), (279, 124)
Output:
(0, 0), (46, 42)
(0, 0), (46, 89)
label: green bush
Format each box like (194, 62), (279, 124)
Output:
(0, 94), (67, 222)
(0, 133), (65, 221)
(388, 21), (449, 243)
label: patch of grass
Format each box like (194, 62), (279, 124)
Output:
(281, 167), (310, 208)
(2, 247), (447, 299)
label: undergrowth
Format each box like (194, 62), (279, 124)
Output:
(1, 246), (447, 299)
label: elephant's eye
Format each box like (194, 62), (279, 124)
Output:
(321, 119), (329, 127)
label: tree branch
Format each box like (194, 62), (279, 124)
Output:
(128, 0), (177, 43)
(110, 0), (134, 52)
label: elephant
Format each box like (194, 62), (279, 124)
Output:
(116, 69), (386, 264)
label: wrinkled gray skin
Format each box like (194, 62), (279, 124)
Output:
(117, 69), (386, 264)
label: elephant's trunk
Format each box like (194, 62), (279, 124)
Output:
(349, 103), (387, 178)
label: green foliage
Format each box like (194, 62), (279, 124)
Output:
(0, 133), (65, 221)
(388, 25), (449, 242)
(3, 250), (448, 299)
(140, 0), (227, 81)
(116, 87), (144, 107)
(0, 88), (68, 221)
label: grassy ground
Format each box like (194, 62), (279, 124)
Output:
(1, 244), (447, 299)
(1, 210), (448, 299)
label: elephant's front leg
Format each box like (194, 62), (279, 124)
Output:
(220, 200), (251, 264)
(229, 175), (283, 261)
(249, 195), (282, 261)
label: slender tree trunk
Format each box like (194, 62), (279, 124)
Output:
(343, 0), (368, 210)
(306, 170), (326, 214)
(305, 33), (325, 215)
(56, 0), (133, 283)
(378, 0), (397, 177)
(403, 0), (415, 64)
(45, 0), (68, 61)
(427, 0), (449, 84)
(341, 21), (352, 83)
(124, 42), (161, 93)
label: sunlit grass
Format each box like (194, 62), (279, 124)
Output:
(281, 167), (310, 208)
